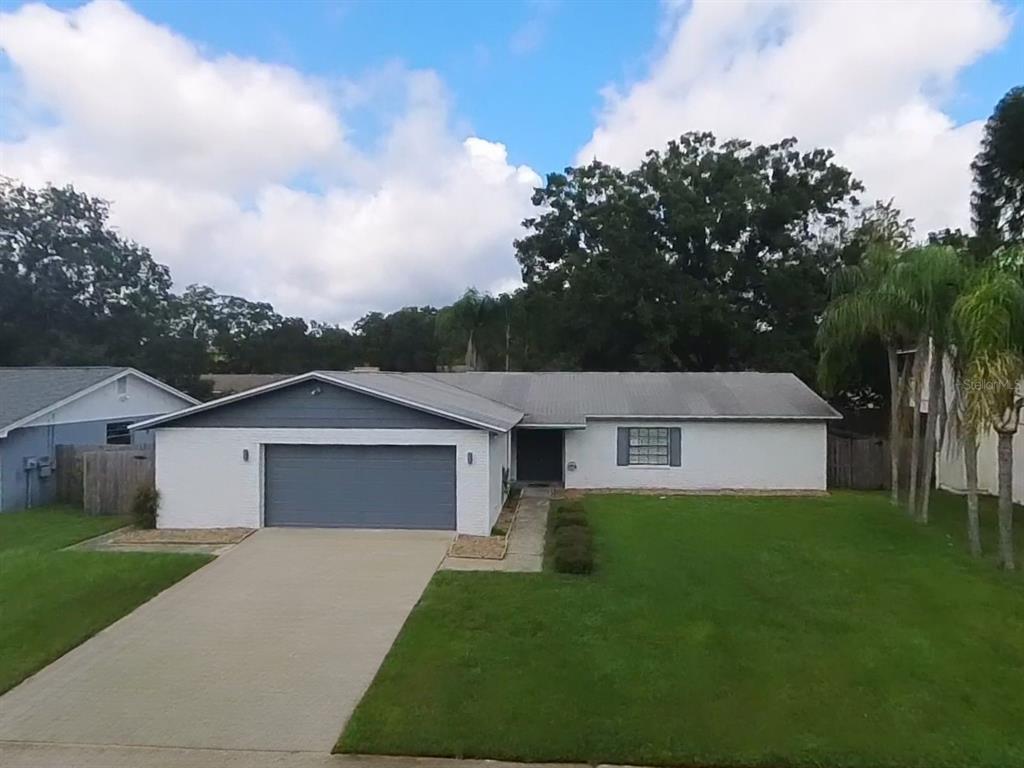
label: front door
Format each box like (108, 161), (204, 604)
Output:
(515, 429), (563, 483)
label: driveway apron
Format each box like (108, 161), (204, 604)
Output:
(0, 529), (450, 752)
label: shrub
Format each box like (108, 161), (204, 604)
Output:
(553, 538), (593, 574)
(556, 521), (592, 547)
(551, 508), (594, 575)
(558, 500), (584, 516)
(131, 485), (160, 529)
(553, 508), (587, 530)
(552, 500), (587, 530)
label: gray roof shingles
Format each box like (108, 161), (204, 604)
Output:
(319, 371), (525, 431)
(417, 371), (840, 425)
(0, 367), (129, 432)
(138, 369), (840, 432)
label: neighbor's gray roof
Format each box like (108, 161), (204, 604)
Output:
(417, 371), (840, 426)
(319, 371), (524, 431)
(201, 373), (292, 397)
(0, 367), (129, 432)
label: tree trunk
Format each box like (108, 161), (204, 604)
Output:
(894, 352), (913, 506)
(887, 344), (900, 506)
(505, 319), (511, 372)
(919, 346), (943, 523)
(964, 425), (981, 557)
(464, 329), (477, 371)
(996, 430), (1016, 570)
(908, 348), (924, 516)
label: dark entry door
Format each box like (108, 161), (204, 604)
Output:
(516, 429), (563, 483)
(264, 444), (456, 529)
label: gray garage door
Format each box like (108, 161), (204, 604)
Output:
(264, 444), (456, 529)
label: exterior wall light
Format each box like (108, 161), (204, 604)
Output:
(467, 451), (474, 465)
(242, 448), (250, 462)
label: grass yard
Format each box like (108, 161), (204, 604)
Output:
(0, 507), (211, 694)
(340, 491), (1024, 768)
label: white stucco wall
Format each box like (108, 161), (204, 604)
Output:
(487, 431), (510, 528)
(24, 373), (191, 428)
(563, 420), (827, 491)
(155, 427), (492, 534)
(937, 427), (1024, 505)
(928, 360), (1023, 505)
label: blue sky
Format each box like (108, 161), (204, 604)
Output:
(1, 1), (1021, 322)
(111, 0), (666, 173)
(38, 0), (1018, 174)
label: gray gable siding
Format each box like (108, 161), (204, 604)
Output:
(165, 381), (467, 430)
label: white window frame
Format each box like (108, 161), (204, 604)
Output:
(627, 426), (670, 466)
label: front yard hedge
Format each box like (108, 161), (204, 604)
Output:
(550, 500), (594, 574)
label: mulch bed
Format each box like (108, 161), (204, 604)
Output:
(447, 494), (519, 560)
(491, 505), (515, 536)
(112, 528), (254, 545)
(448, 535), (507, 559)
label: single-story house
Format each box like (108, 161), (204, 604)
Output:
(133, 371), (840, 535)
(0, 367), (198, 512)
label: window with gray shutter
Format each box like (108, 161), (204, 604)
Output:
(618, 426), (681, 466)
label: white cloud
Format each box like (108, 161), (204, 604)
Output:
(580, 0), (1012, 236)
(0, 0), (539, 324)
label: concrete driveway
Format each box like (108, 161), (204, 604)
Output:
(0, 528), (450, 753)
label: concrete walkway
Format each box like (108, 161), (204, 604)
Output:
(441, 487), (550, 573)
(0, 529), (450, 754)
(0, 742), (588, 768)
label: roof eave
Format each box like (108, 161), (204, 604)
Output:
(583, 413), (842, 421)
(133, 371), (522, 433)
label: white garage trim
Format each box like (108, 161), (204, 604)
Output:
(155, 427), (491, 535)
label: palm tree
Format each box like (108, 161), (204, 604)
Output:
(953, 255), (1024, 569)
(891, 246), (965, 523)
(945, 338), (983, 556)
(437, 288), (498, 370)
(818, 241), (915, 505)
(905, 339), (926, 517)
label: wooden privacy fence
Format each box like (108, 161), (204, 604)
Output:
(827, 433), (889, 490)
(55, 444), (154, 516)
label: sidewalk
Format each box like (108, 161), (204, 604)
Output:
(0, 743), (588, 768)
(440, 487), (550, 573)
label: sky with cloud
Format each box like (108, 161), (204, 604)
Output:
(1, 0), (1021, 324)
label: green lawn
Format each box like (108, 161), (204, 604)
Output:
(0, 507), (211, 694)
(339, 491), (1024, 768)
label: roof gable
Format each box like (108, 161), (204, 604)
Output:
(133, 372), (523, 432)
(0, 367), (198, 436)
(1, 367), (128, 430)
(161, 378), (468, 430)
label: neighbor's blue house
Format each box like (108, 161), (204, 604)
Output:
(0, 367), (196, 511)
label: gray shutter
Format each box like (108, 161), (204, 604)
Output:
(616, 427), (630, 466)
(669, 427), (682, 466)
